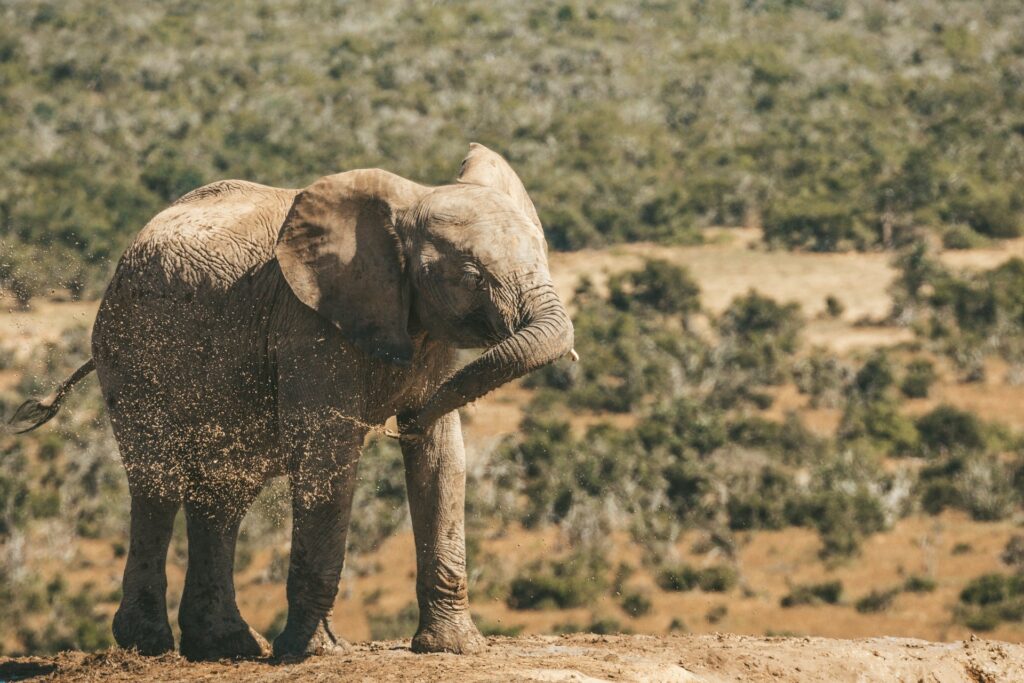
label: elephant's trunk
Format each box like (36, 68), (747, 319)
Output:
(408, 282), (574, 431)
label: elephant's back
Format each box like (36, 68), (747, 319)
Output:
(92, 181), (297, 476)
(110, 180), (299, 298)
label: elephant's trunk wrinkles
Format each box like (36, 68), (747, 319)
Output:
(410, 282), (573, 431)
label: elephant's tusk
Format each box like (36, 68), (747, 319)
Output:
(567, 348), (580, 362)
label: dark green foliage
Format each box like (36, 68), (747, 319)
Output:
(918, 453), (1017, 521)
(697, 565), (738, 593)
(608, 259), (701, 317)
(727, 464), (799, 531)
(655, 564), (737, 593)
(839, 352), (919, 456)
(915, 406), (986, 457)
(959, 607), (1001, 632)
(824, 295), (845, 318)
(620, 590), (652, 617)
(705, 604), (728, 625)
(903, 575), (937, 593)
(525, 277), (702, 412)
(851, 352), (896, 402)
(587, 617), (625, 635)
(786, 485), (888, 560)
(854, 588), (899, 613)
(504, 264), (906, 560)
(6, 0), (1024, 303)
(507, 555), (607, 610)
(717, 291), (803, 384)
(941, 224), (988, 250)
(794, 350), (850, 408)
(780, 581), (843, 607)
(956, 573), (1024, 631)
(895, 252), (1024, 377)
(900, 359), (937, 399)
(656, 565), (700, 592)
(726, 414), (819, 464)
(1002, 536), (1024, 572)
(960, 574), (1024, 606)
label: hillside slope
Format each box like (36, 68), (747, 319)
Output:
(2, 634), (1020, 682)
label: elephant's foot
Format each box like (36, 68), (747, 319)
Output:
(180, 624), (270, 662)
(112, 604), (174, 656)
(273, 617), (352, 659)
(411, 613), (486, 654)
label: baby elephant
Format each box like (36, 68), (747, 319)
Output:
(11, 144), (574, 660)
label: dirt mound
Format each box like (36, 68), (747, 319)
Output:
(1, 634), (1020, 682)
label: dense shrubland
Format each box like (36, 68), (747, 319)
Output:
(893, 246), (1024, 382)
(476, 259), (1024, 613)
(4, 0), (1024, 301)
(5, 258), (1024, 651)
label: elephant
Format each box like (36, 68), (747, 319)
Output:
(9, 144), (575, 661)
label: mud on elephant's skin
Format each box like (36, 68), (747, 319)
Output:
(9, 144), (575, 661)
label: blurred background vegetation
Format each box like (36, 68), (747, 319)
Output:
(3, 0), (1024, 300)
(3, 0), (1024, 656)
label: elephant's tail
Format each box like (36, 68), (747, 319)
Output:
(7, 358), (96, 434)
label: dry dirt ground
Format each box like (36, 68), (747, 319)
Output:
(1, 634), (1021, 682)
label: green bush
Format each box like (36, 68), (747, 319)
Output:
(941, 224), (988, 250)
(587, 617), (625, 635)
(900, 359), (937, 399)
(507, 555), (607, 610)
(717, 291), (804, 384)
(705, 604), (728, 625)
(960, 574), (1023, 606)
(1001, 535), (1024, 571)
(956, 572), (1024, 630)
(855, 588), (899, 613)
(915, 406), (986, 457)
(656, 565), (700, 592)
(958, 606), (1002, 632)
(620, 590), (652, 617)
(653, 563), (737, 593)
(780, 581), (843, 607)
(824, 295), (845, 318)
(794, 350), (850, 408)
(608, 259), (701, 317)
(697, 565), (739, 593)
(903, 575), (937, 593)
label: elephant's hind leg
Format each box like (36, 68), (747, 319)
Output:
(178, 490), (270, 661)
(271, 413), (363, 658)
(113, 493), (179, 655)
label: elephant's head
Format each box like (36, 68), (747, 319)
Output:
(275, 143), (574, 431)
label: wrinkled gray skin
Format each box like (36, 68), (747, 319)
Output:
(14, 145), (573, 661)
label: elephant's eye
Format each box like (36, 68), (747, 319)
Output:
(460, 268), (486, 291)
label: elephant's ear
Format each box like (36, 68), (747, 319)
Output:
(276, 169), (428, 365)
(456, 142), (542, 233)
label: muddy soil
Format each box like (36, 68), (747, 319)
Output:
(1, 634), (1020, 682)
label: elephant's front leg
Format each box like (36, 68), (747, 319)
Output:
(272, 422), (361, 658)
(399, 410), (485, 654)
